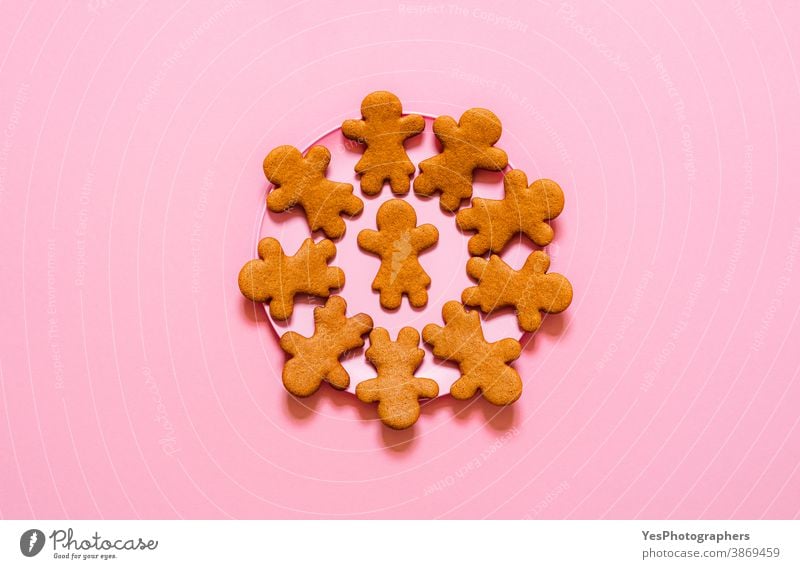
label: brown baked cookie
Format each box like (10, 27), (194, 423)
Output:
(238, 237), (344, 320)
(462, 251), (572, 332)
(456, 170), (564, 255)
(356, 327), (439, 429)
(280, 296), (373, 397)
(413, 108), (508, 211)
(264, 145), (363, 239)
(423, 301), (523, 405)
(342, 91), (425, 195)
(357, 199), (439, 309)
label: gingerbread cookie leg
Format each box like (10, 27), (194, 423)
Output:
(359, 169), (392, 196)
(407, 287), (429, 308)
(356, 327), (438, 429)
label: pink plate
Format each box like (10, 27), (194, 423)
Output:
(256, 115), (538, 396)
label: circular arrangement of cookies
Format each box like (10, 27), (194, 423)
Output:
(239, 91), (572, 430)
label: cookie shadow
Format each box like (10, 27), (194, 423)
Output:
(240, 297), (282, 346)
(519, 311), (571, 353)
(405, 131), (426, 152)
(380, 422), (419, 452)
(425, 393), (517, 432)
(284, 386), (373, 421)
(284, 388), (422, 452)
(240, 297), (266, 325)
(472, 169), (505, 186)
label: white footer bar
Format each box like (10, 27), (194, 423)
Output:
(1, 520), (797, 568)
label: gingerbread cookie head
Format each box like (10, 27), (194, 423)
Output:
(341, 91), (425, 196)
(356, 327), (439, 429)
(423, 301), (522, 405)
(264, 144), (363, 239)
(263, 144), (311, 178)
(360, 90), (403, 120)
(456, 170), (565, 255)
(457, 108), (504, 146)
(357, 199), (439, 309)
(414, 107), (508, 211)
(280, 296), (373, 397)
(462, 251), (572, 332)
(238, 237), (344, 320)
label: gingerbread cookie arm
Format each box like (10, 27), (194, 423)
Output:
(399, 113), (425, 134)
(410, 223), (439, 251)
(475, 146), (509, 171)
(256, 235), (283, 260)
(304, 145), (331, 170)
(355, 228), (382, 254)
(270, 294), (297, 322)
(431, 115), (458, 138)
(341, 118), (366, 141)
(278, 331), (302, 356)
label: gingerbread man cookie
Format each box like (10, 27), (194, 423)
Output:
(456, 170), (564, 255)
(280, 296), (373, 397)
(356, 327), (439, 429)
(342, 91), (425, 195)
(264, 145), (363, 239)
(423, 301), (523, 405)
(238, 237), (344, 320)
(462, 251), (572, 332)
(414, 108), (508, 211)
(357, 199), (439, 309)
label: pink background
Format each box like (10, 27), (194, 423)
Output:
(1, 0), (799, 519)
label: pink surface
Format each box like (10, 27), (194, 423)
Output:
(1, 0), (799, 519)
